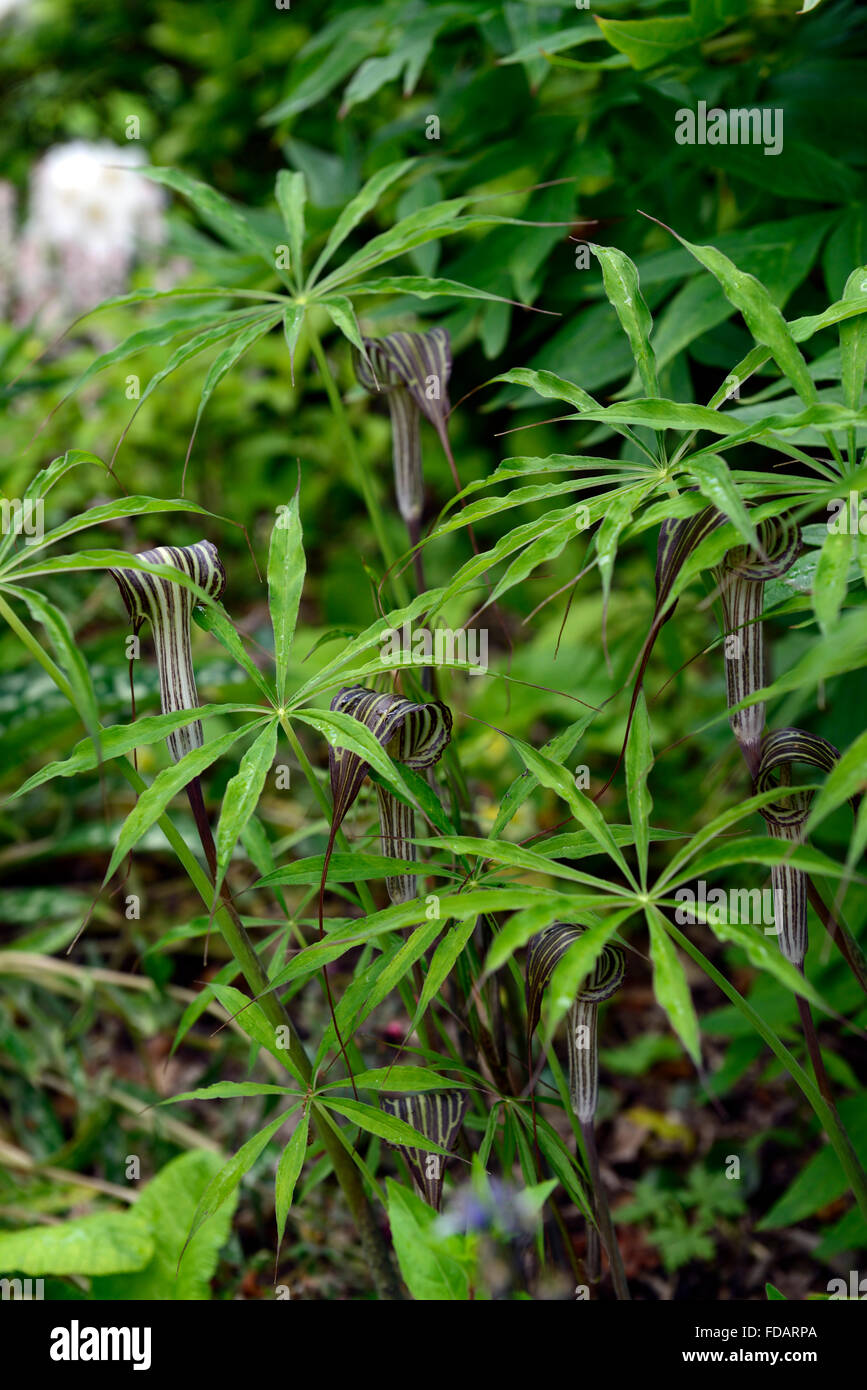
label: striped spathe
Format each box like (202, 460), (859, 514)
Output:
(380, 1091), (467, 1210)
(109, 540), (226, 763)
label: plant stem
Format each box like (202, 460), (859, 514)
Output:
(580, 1121), (630, 1300)
(183, 773), (404, 1299)
(795, 992), (834, 1107)
(306, 323), (410, 608)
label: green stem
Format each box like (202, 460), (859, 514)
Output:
(665, 916), (867, 1225)
(306, 323), (410, 608)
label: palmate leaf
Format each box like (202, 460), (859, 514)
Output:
(378, 1092), (468, 1210)
(184, 311), (283, 476)
(625, 690), (653, 888)
(209, 983), (305, 1083)
(3, 495), (219, 565)
(110, 307), (280, 458)
(186, 1110), (294, 1249)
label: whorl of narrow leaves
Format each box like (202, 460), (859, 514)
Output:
(325, 686), (452, 904)
(754, 728), (843, 967)
(108, 540), (226, 763)
(714, 515), (801, 773)
(525, 923), (626, 1041)
(379, 1091), (467, 1210)
(354, 328), (452, 524)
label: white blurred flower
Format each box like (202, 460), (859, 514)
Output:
(0, 0), (30, 23)
(15, 141), (166, 325)
(0, 181), (16, 317)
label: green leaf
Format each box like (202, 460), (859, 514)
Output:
(659, 223), (818, 408)
(625, 690), (653, 887)
(320, 294), (368, 354)
(307, 157), (418, 286)
(91, 1151), (238, 1300)
(283, 303), (306, 384)
(759, 1098), (867, 1228)
(513, 737), (638, 887)
(275, 1114), (309, 1252)
(213, 720), (279, 899)
(645, 907), (701, 1065)
(268, 494), (306, 706)
(254, 852), (434, 888)
(590, 244), (658, 397)
(210, 982), (305, 1084)
(386, 1178), (472, 1300)
(840, 266), (867, 412)
(6, 495), (217, 562)
(598, 15), (713, 68)
(8, 704), (256, 803)
(161, 1082), (294, 1104)
(192, 603), (276, 702)
(275, 169), (306, 289)
(0, 1213), (153, 1276)
(813, 528), (852, 634)
(187, 1110), (291, 1245)
(6, 585), (100, 746)
(808, 730), (867, 834)
(687, 454), (758, 549)
(319, 1067), (470, 1094)
(141, 167), (289, 283)
(320, 1096), (453, 1154)
(185, 313), (282, 470)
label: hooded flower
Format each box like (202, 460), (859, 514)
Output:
(526, 923), (626, 1122)
(713, 514), (801, 775)
(327, 685), (452, 904)
(108, 540), (226, 763)
(354, 328), (453, 530)
(754, 728), (842, 969)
